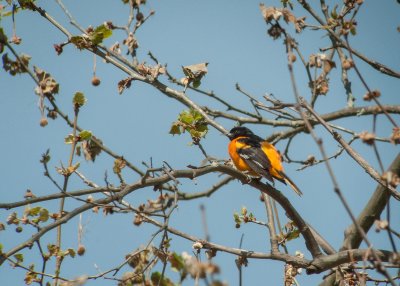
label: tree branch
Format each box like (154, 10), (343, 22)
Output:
(302, 100), (400, 200)
(342, 153), (400, 250)
(0, 164), (322, 264)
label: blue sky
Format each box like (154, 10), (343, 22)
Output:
(0, 0), (399, 285)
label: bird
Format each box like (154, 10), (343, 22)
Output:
(227, 126), (302, 196)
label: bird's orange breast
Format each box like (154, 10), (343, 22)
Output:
(228, 137), (257, 175)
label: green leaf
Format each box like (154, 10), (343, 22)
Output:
(169, 123), (181, 135)
(189, 123), (208, 139)
(171, 108), (208, 140)
(70, 36), (90, 50)
(150, 272), (174, 286)
(66, 248), (76, 258)
(233, 213), (241, 224)
(64, 134), (74, 144)
(169, 252), (184, 272)
(39, 208), (49, 222)
(330, 5), (338, 19)
(90, 24), (112, 45)
(179, 110), (194, 125)
(47, 244), (59, 256)
(79, 130), (92, 141)
(26, 206), (41, 216)
(192, 110), (204, 121)
(248, 212), (255, 221)
(0, 243), (3, 253)
(286, 229), (300, 241)
(14, 253), (24, 263)
(40, 149), (51, 164)
(73, 92), (86, 107)
(192, 79), (201, 88)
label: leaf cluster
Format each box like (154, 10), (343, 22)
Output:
(169, 108), (208, 142)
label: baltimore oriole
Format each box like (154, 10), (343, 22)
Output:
(227, 126), (302, 196)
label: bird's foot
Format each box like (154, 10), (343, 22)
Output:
(242, 172), (261, 184)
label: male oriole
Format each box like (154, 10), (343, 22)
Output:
(227, 126), (303, 196)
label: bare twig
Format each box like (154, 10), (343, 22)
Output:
(302, 102), (400, 200)
(298, 0), (400, 78)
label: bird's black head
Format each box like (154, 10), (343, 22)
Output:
(227, 126), (254, 140)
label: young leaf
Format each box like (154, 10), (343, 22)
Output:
(171, 108), (208, 140)
(70, 36), (91, 50)
(67, 162), (80, 174)
(286, 229), (300, 241)
(233, 213), (241, 225)
(64, 134), (75, 144)
(14, 253), (24, 263)
(192, 78), (201, 88)
(47, 244), (59, 256)
(26, 206), (41, 216)
(67, 248), (76, 258)
(150, 272), (174, 286)
(79, 130), (92, 141)
(39, 208), (49, 222)
(169, 123), (181, 135)
(169, 252), (184, 272)
(40, 149), (51, 164)
(73, 92), (87, 107)
(113, 158), (126, 174)
(330, 5), (338, 19)
(90, 24), (112, 45)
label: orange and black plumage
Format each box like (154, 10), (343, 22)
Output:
(227, 126), (302, 196)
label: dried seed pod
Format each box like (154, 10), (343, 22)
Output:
(91, 76), (101, 86)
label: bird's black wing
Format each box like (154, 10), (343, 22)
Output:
(237, 137), (274, 183)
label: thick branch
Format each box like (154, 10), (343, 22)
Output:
(342, 153), (400, 250)
(320, 154), (400, 286)
(0, 164), (322, 264)
(308, 249), (393, 274)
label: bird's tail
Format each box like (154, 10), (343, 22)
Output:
(279, 171), (303, 196)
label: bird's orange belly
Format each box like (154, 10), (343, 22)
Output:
(228, 141), (258, 176)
